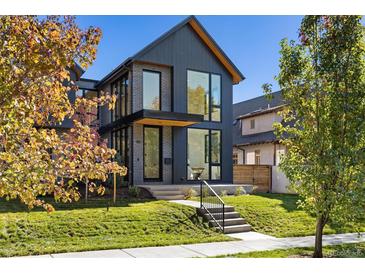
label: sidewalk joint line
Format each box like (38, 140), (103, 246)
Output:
(179, 245), (208, 257)
(120, 249), (136, 258)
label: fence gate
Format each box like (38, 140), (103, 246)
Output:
(233, 165), (272, 193)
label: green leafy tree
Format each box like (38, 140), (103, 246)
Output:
(264, 16), (365, 257)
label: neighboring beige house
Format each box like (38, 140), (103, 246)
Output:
(233, 91), (292, 193)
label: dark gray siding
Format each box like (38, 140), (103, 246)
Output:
(138, 24), (233, 184)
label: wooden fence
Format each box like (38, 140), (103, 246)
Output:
(233, 165), (272, 193)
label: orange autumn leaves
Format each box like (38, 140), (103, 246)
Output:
(0, 16), (126, 211)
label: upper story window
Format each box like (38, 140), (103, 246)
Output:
(250, 119), (255, 129)
(111, 75), (129, 122)
(187, 70), (221, 122)
(143, 70), (161, 110)
(211, 74), (221, 122)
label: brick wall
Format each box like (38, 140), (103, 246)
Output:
(131, 62), (171, 112)
(131, 62), (172, 185)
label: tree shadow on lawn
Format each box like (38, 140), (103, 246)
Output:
(0, 197), (158, 213)
(251, 193), (364, 234)
(252, 193), (301, 212)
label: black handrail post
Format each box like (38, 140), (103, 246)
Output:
(222, 203), (225, 233)
(200, 179), (202, 208)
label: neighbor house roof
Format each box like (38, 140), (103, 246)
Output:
(233, 130), (278, 146)
(96, 15), (244, 88)
(233, 90), (284, 119)
(233, 90), (284, 146)
(236, 104), (284, 120)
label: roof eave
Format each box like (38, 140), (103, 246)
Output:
(187, 16), (245, 84)
(95, 58), (132, 88)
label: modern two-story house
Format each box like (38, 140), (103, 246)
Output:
(75, 16), (244, 190)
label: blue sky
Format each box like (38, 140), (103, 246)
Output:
(76, 16), (303, 103)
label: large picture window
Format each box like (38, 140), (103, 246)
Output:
(187, 70), (209, 120)
(187, 128), (221, 180)
(144, 126), (162, 180)
(143, 70), (161, 110)
(187, 70), (221, 122)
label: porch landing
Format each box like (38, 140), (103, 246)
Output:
(138, 184), (253, 200)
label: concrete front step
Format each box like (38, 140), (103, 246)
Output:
(203, 211), (241, 221)
(197, 204), (252, 234)
(154, 195), (185, 200)
(152, 190), (185, 196)
(209, 218), (246, 227)
(223, 224), (252, 234)
(140, 186), (186, 200)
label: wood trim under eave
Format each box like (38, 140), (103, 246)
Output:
(188, 20), (242, 85)
(135, 118), (198, 127)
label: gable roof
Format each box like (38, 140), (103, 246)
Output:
(96, 16), (244, 88)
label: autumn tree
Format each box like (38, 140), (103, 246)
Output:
(0, 16), (126, 211)
(264, 16), (365, 257)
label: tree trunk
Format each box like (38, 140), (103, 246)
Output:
(313, 215), (325, 258)
(113, 173), (116, 204)
(85, 178), (88, 203)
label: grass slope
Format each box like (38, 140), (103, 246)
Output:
(0, 199), (231, 257)
(222, 194), (364, 237)
(215, 242), (365, 258)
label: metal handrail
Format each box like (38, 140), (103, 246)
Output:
(199, 179), (225, 233)
(200, 180), (225, 205)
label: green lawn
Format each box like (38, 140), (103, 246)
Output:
(221, 194), (364, 237)
(215, 242), (365, 258)
(0, 198), (231, 257)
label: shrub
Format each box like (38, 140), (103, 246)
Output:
(184, 188), (198, 199)
(128, 186), (140, 198)
(235, 186), (246, 196)
(220, 190), (228, 197)
(202, 187), (210, 198)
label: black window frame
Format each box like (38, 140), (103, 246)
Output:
(143, 125), (163, 181)
(142, 69), (162, 111)
(111, 126), (130, 184)
(210, 73), (222, 122)
(186, 69), (222, 123)
(110, 74), (129, 123)
(186, 127), (222, 181)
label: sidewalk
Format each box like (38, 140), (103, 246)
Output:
(20, 232), (365, 258)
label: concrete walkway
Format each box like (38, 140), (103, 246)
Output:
(20, 232), (365, 258)
(170, 199), (201, 208)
